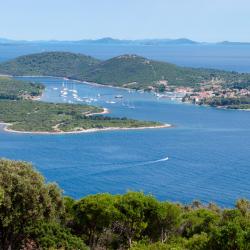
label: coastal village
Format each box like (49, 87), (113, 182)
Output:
(154, 78), (250, 107)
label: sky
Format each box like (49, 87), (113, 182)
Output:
(0, 0), (249, 42)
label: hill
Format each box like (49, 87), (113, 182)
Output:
(83, 54), (230, 88)
(82, 54), (197, 87)
(0, 52), (100, 79)
(1, 52), (250, 90)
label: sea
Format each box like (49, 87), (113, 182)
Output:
(0, 43), (249, 207)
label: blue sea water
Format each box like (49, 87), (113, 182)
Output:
(0, 77), (249, 207)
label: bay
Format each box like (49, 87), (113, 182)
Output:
(0, 77), (249, 206)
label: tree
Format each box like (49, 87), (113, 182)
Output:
(185, 232), (209, 250)
(0, 188), (3, 205)
(114, 192), (156, 248)
(23, 221), (88, 250)
(157, 84), (166, 93)
(63, 196), (76, 227)
(0, 159), (64, 250)
(210, 221), (246, 250)
(181, 208), (220, 238)
(73, 193), (119, 249)
(150, 202), (182, 243)
(236, 199), (250, 216)
(209, 208), (250, 250)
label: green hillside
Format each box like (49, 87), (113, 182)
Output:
(0, 52), (100, 79)
(1, 52), (250, 89)
(84, 54), (240, 88)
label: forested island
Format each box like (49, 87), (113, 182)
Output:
(0, 158), (249, 250)
(0, 51), (249, 109)
(0, 76), (166, 133)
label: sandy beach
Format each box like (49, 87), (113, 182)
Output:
(1, 122), (172, 135)
(84, 108), (109, 116)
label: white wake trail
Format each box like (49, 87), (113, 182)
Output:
(137, 156), (169, 166)
(153, 157), (169, 163)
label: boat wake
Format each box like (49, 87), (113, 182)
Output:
(152, 157), (169, 163)
(84, 156), (170, 177)
(140, 156), (169, 166)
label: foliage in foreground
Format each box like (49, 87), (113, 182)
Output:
(0, 159), (250, 250)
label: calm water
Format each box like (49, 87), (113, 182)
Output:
(0, 77), (249, 206)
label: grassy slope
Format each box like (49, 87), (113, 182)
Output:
(1, 52), (250, 89)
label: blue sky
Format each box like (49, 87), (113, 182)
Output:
(0, 0), (249, 42)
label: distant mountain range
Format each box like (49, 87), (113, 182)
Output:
(0, 37), (250, 46)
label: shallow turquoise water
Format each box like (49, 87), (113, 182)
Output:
(0, 77), (249, 206)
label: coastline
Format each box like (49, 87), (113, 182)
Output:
(12, 75), (138, 92)
(0, 122), (172, 135)
(7, 75), (250, 111)
(0, 77), (173, 135)
(216, 106), (250, 111)
(85, 107), (109, 116)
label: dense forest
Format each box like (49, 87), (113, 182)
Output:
(1, 52), (250, 89)
(0, 159), (249, 250)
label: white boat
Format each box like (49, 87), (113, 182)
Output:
(115, 95), (123, 98)
(106, 100), (116, 104)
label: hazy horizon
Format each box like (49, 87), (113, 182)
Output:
(1, 0), (250, 42)
(1, 36), (250, 44)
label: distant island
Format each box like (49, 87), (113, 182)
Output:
(1, 37), (250, 46)
(0, 51), (249, 110)
(0, 76), (168, 133)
